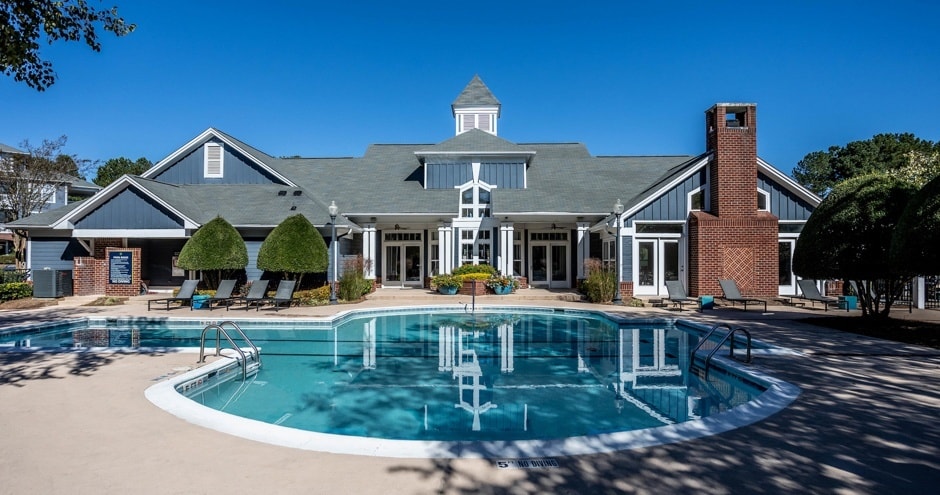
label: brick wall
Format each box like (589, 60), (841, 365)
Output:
(71, 241), (142, 297)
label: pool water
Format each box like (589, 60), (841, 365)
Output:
(176, 311), (764, 442)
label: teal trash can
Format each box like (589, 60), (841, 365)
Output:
(838, 295), (857, 310)
(699, 295), (714, 311)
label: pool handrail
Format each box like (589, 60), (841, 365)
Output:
(198, 321), (261, 380)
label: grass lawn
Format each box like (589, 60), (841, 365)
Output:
(807, 315), (940, 350)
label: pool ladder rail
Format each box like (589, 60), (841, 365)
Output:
(689, 323), (752, 377)
(198, 321), (262, 380)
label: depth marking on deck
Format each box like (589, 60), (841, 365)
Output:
(495, 458), (559, 469)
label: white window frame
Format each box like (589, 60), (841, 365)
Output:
(458, 184), (492, 219)
(204, 143), (224, 178)
(687, 186), (706, 213)
(757, 188), (770, 212)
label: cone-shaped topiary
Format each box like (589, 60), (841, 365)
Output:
(177, 216), (248, 288)
(257, 214), (328, 285)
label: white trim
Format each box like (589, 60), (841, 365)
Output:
(142, 128), (297, 187)
(757, 157), (821, 206)
(757, 188), (771, 212)
(52, 176), (199, 230)
(622, 156), (710, 219)
(687, 186), (706, 213)
(72, 229), (188, 238)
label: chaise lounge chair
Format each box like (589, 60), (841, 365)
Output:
(793, 279), (838, 311)
(205, 279), (238, 310)
(147, 279), (199, 311)
(257, 280), (296, 312)
(227, 280), (269, 311)
(664, 280), (698, 311)
(718, 279), (768, 312)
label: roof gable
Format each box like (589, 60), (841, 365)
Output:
(452, 75), (500, 110)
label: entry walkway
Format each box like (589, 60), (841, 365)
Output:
(1, 294), (939, 493)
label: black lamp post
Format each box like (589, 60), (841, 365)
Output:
(612, 198), (624, 305)
(329, 200), (338, 305)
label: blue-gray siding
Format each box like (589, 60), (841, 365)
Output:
(426, 162), (472, 189)
(480, 162), (525, 189)
(245, 239), (264, 281)
(30, 238), (86, 271)
(758, 173), (814, 221)
(153, 140), (284, 185)
(621, 236), (633, 282)
(75, 188), (183, 229)
(628, 170), (705, 224)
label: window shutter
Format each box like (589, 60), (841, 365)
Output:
(205, 143), (223, 177)
(462, 114), (474, 132)
(478, 114), (490, 132)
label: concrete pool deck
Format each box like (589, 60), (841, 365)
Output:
(2, 291), (940, 494)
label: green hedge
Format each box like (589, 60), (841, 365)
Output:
(452, 264), (497, 276)
(0, 282), (33, 302)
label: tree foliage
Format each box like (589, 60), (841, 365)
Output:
(793, 173), (918, 317)
(793, 133), (939, 195)
(257, 214), (328, 285)
(891, 174), (940, 277)
(93, 156), (151, 187)
(0, 136), (90, 266)
(176, 216), (247, 288)
(1, 0), (135, 90)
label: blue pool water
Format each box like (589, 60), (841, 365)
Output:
(1, 309), (778, 447)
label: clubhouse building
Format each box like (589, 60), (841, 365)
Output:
(8, 76), (820, 299)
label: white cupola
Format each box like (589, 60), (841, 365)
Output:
(452, 75), (501, 136)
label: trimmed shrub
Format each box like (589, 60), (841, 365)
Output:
(0, 254), (15, 264)
(258, 214), (328, 286)
(0, 282), (33, 302)
(294, 285), (331, 306)
(452, 264), (497, 277)
(892, 173), (940, 276)
(177, 216), (248, 288)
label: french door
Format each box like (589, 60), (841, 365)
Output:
(384, 243), (422, 288)
(778, 239), (797, 295)
(530, 243), (569, 288)
(635, 239), (680, 296)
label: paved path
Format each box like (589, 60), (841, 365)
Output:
(1, 292), (939, 494)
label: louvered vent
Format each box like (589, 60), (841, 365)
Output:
(204, 143), (223, 177)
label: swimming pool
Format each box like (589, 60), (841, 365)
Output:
(2, 306), (800, 458)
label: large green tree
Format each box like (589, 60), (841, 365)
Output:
(93, 156), (151, 187)
(793, 173), (918, 318)
(1, 0), (135, 91)
(891, 174), (940, 277)
(793, 133), (939, 196)
(257, 214), (328, 286)
(176, 217), (248, 288)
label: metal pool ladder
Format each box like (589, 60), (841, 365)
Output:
(689, 322), (752, 376)
(198, 321), (262, 380)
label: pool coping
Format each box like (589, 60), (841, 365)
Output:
(141, 305), (802, 459)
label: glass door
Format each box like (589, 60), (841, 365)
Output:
(384, 243), (423, 288)
(529, 243), (569, 288)
(635, 239), (680, 296)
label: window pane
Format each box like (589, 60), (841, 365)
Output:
(778, 242), (793, 285)
(479, 189), (491, 204)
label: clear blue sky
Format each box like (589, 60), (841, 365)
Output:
(2, 1), (939, 179)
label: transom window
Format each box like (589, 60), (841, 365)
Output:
(385, 232), (421, 241)
(531, 232), (567, 241)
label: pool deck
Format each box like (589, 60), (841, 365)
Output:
(2, 290), (940, 494)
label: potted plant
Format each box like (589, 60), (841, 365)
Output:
(486, 274), (518, 295)
(431, 273), (462, 295)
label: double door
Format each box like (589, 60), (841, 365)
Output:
(530, 243), (569, 288)
(635, 239), (680, 296)
(384, 244), (422, 288)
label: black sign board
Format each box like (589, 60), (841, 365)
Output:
(108, 250), (133, 285)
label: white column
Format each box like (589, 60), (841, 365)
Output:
(362, 224), (376, 279)
(499, 222), (514, 276)
(576, 221), (590, 279)
(439, 223), (453, 274)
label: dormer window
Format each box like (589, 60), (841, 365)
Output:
(204, 143), (223, 178)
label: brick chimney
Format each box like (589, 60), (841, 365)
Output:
(706, 103), (758, 217)
(688, 103), (778, 299)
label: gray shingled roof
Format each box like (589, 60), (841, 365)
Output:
(452, 75), (500, 109)
(0, 143), (26, 155)
(417, 129), (535, 155)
